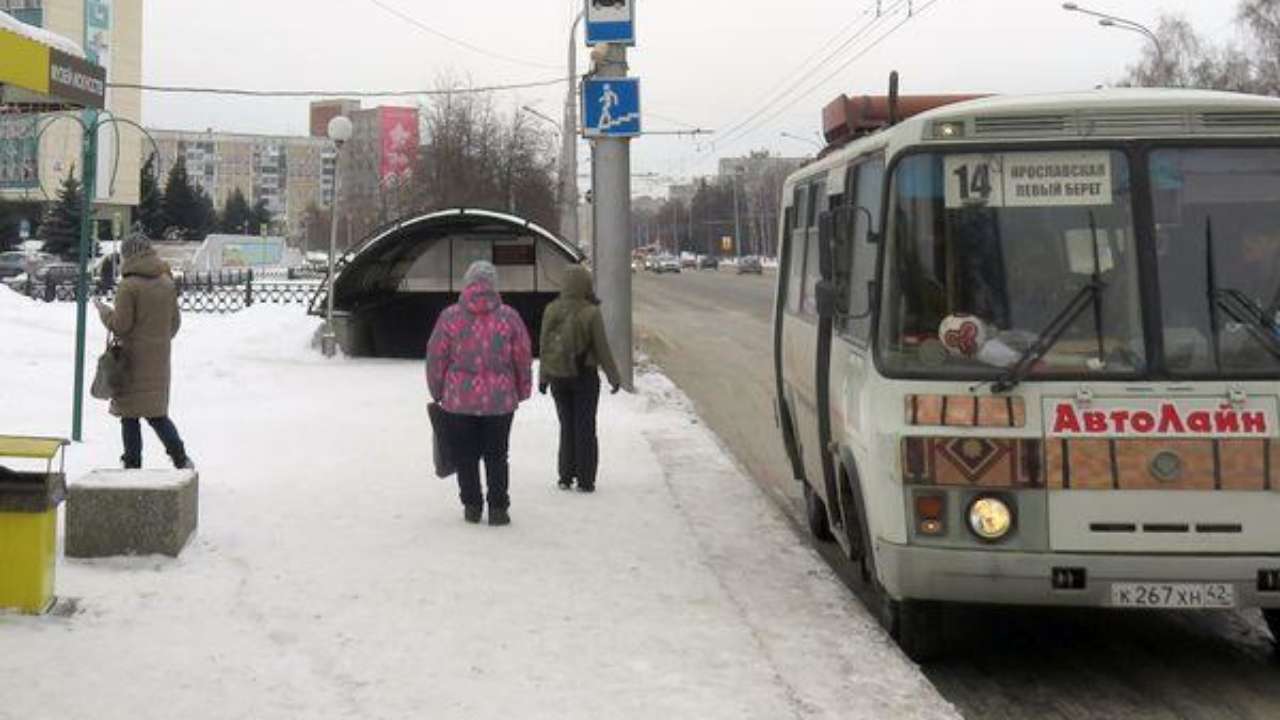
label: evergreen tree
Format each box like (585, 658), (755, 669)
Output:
(161, 157), (202, 241)
(249, 198), (273, 235)
(219, 188), (253, 234)
(196, 189), (216, 241)
(38, 168), (84, 259)
(136, 153), (165, 239)
(0, 200), (17, 251)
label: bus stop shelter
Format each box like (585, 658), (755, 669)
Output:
(315, 209), (586, 359)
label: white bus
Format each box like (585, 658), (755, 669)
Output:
(773, 86), (1280, 660)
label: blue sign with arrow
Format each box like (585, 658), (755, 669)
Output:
(582, 78), (641, 138)
(585, 0), (635, 46)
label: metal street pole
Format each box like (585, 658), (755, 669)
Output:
(71, 112), (99, 442)
(592, 43), (633, 390)
(323, 138), (346, 357)
(562, 11), (585, 247)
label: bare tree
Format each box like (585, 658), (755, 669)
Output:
(410, 78), (558, 229)
(1119, 3), (1280, 95)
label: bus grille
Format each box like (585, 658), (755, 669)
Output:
(1044, 438), (1277, 491)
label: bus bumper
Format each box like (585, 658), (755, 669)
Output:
(876, 541), (1280, 609)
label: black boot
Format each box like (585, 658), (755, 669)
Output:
(557, 478), (574, 491)
(488, 506), (511, 526)
(464, 505), (483, 524)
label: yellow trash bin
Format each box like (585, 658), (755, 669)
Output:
(0, 436), (68, 614)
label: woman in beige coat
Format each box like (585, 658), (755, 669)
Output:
(93, 235), (193, 470)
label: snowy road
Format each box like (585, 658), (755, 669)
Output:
(635, 268), (1280, 720)
(0, 291), (956, 720)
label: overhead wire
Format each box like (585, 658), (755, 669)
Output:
(364, 0), (560, 70)
(696, 0), (945, 163)
(710, 0), (912, 151)
(710, 0), (883, 148)
(106, 78), (567, 97)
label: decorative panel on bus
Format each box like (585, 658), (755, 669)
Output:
(905, 395), (1027, 429)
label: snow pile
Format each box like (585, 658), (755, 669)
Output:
(0, 287), (956, 720)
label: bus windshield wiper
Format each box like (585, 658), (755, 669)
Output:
(990, 212), (1108, 394)
(990, 280), (1105, 393)
(1205, 217), (1280, 362)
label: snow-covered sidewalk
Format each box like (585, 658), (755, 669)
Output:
(0, 291), (956, 720)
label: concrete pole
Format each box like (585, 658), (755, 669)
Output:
(561, 11), (584, 247)
(732, 173), (742, 258)
(592, 43), (633, 390)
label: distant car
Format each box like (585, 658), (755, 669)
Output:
(0, 252), (27, 280)
(698, 255), (719, 270)
(33, 261), (84, 287)
(737, 256), (763, 275)
(680, 255), (697, 269)
(655, 255), (681, 274)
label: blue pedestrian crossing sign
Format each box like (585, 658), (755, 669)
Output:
(585, 0), (635, 46)
(582, 78), (641, 138)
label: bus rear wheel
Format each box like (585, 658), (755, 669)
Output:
(804, 482), (834, 542)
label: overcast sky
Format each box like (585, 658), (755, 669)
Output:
(142, 0), (1241, 195)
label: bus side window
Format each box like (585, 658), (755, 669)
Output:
(794, 186), (808, 231)
(844, 157), (885, 341)
(786, 226), (805, 314)
(801, 181), (826, 315)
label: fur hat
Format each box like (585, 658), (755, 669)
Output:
(120, 233), (152, 259)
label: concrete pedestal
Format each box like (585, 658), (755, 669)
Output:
(66, 469), (198, 558)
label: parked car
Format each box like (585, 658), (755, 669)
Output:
(655, 255), (682, 274)
(737, 256), (764, 274)
(698, 255), (720, 270)
(34, 261), (82, 285)
(0, 251), (27, 280)
(680, 255), (697, 269)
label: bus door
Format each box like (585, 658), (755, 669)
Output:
(829, 158), (886, 449)
(781, 179), (829, 492)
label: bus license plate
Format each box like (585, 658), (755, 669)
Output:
(1110, 583), (1235, 609)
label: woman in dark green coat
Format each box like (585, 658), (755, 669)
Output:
(538, 265), (621, 492)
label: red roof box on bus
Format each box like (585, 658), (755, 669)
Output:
(821, 92), (988, 148)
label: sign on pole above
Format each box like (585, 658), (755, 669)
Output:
(585, 0), (635, 46)
(582, 78), (641, 138)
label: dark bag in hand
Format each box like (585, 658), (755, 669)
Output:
(90, 334), (129, 401)
(428, 402), (456, 478)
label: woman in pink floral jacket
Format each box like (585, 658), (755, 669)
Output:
(427, 260), (533, 526)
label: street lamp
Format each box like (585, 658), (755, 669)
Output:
(322, 114), (352, 358)
(1062, 2), (1165, 70)
(521, 105), (562, 135)
(780, 131), (821, 150)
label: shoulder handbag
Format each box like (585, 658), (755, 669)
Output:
(90, 332), (130, 401)
(427, 402), (457, 478)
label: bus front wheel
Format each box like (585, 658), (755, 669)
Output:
(804, 482), (834, 542)
(877, 592), (946, 664)
(1264, 609), (1280, 646)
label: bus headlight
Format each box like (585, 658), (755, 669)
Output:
(967, 496), (1014, 542)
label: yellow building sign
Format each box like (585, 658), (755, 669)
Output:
(0, 24), (105, 110)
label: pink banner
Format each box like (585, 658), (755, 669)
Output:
(379, 107), (419, 184)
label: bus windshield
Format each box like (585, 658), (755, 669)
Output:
(880, 149), (1145, 379)
(1151, 147), (1280, 376)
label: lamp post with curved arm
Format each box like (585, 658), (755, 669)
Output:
(1062, 2), (1165, 70)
